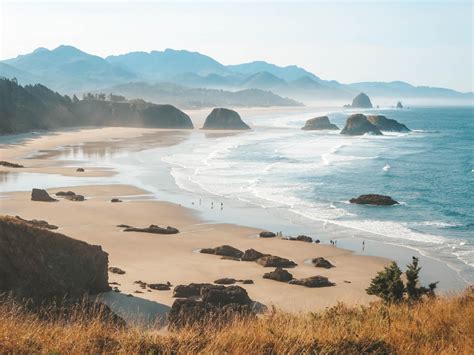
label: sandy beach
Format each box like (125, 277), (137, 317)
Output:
(0, 125), (391, 323)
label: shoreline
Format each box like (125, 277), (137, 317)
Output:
(0, 117), (470, 314)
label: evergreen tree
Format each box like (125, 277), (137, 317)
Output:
(366, 262), (404, 303)
(405, 257), (438, 302)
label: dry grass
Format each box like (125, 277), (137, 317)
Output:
(0, 289), (473, 354)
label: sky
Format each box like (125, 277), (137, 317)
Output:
(1, 1), (473, 92)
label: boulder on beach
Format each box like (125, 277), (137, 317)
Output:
(108, 266), (126, 275)
(256, 255), (297, 268)
(214, 278), (237, 285)
(148, 283), (171, 291)
(173, 283), (216, 298)
(259, 231), (276, 238)
(263, 267), (293, 282)
(76, 168), (85, 172)
(111, 198), (122, 203)
(340, 114), (382, 136)
(350, 194), (399, 206)
(0, 216), (110, 303)
(123, 224), (179, 234)
(202, 108), (250, 130)
(66, 194), (85, 201)
(286, 235), (313, 243)
(31, 188), (58, 202)
(56, 191), (76, 197)
(0, 161), (24, 168)
(241, 248), (266, 261)
(367, 115), (410, 132)
(350, 93), (373, 108)
(312, 257), (334, 269)
(14, 215), (58, 230)
(301, 116), (339, 131)
(289, 276), (335, 288)
(207, 245), (243, 259)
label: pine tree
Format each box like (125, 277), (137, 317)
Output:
(405, 257), (437, 302)
(366, 261), (404, 303)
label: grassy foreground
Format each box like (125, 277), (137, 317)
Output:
(0, 289), (472, 354)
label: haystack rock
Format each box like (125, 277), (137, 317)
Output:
(0, 215), (110, 303)
(340, 114), (382, 136)
(351, 93), (373, 108)
(396, 101), (403, 109)
(302, 116), (339, 131)
(367, 115), (410, 132)
(202, 108), (250, 130)
(350, 194), (399, 206)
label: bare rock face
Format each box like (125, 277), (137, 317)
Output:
(367, 115), (410, 132)
(312, 257), (334, 269)
(169, 284), (255, 328)
(256, 255), (297, 268)
(241, 248), (266, 261)
(122, 224), (179, 234)
(351, 93), (373, 108)
(0, 216), (110, 303)
(202, 108), (250, 130)
(31, 188), (58, 202)
(302, 116), (339, 131)
(259, 231), (276, 238)
(14, 215), (58, 230)
(285, 235), (313, 243)
(340, 114), (382, 136)
(0, 161), (24, 168)
(350, 194), (399, 206)
(263, 267), (293, 282)
(289, 276), (335, 288)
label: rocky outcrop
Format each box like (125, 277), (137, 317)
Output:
(122, 224), (179, 234)
(111, 198), (122, 203)
(200, 245), (244, 259)
(367, 115), (410, 132)
(285, 235), (313, 243)
(148, 283), (171, 291)
(56, 191), (76, 197)
(340, 114), (382, 136)
(173, 283), (216, 298)
(66, 194), (85, 201)
(263, 267), (293, 282)
(202, 108), (250, 130)
(311, 257), (334, 269)
(0, 161), (24, 168)
(76, 168), (85, 172)
(289, 276), (335, 288)
(350, 93), (373, 108)
(256, 255), (297, 268)
(0, 216), (110, 303)
(169, 284), (255, 328)
(31, 188), (58, 202)
(214, 278), (237, 285)
(241, 248), (266, 261)
(259, 231), (276, 238)
(396, 101), (403, 109)
(108, 267), (126, 275)
(14, 215), (58, 230)
(350, 194), (399, 206)
(301, 116), (339, 131)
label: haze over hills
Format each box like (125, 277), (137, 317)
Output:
(1, 45), (472, 106)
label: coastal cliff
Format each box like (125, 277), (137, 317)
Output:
(0, 78), (193, 134)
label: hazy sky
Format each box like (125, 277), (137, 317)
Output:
(1, 1), (473, 91)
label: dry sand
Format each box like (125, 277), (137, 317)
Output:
(0, 127), (389, 324)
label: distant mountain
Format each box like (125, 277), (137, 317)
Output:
(228, 61), (320, 82)
(106, 49), (230, 81)
(240, 71), (288, 90)
(2, 45), (471, 103)
(3, 45), (136, 92)
(101, 82), (301, 109)
(348, 81), (473, 99)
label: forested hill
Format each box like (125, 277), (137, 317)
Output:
(0, 78), (193, 134)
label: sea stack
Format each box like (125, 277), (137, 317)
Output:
(202, 108), (250, 130)
(350, 93), (373, 108)
(367, 115), (410, 132)
(396, 101), (403, 109)
(340, 114), (382, 136)
(301, 116), (339, 130)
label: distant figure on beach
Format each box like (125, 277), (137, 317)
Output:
(221, 202), (223, 210)
(362, 240), (365, 251)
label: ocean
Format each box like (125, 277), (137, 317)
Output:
(1, 106), (473, 287)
